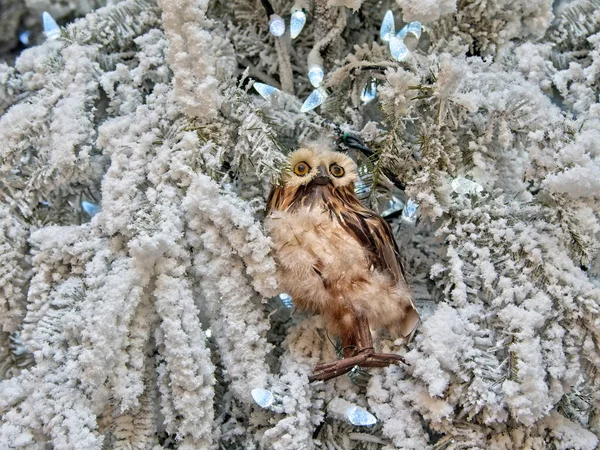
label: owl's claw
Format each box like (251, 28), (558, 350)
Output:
(309, 316), (408, 382)
(309, 350), (406, 382)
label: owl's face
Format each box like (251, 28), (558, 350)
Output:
(282, 147), (358, 189)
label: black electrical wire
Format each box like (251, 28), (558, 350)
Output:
(259, 0), (275, 19)
(326, 124), (407, 192)
(341, 132), (374, 157)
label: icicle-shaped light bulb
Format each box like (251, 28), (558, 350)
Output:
(390, 36), (409, 61)
(451, 177), (483, 195)
(382, 196), (404, 217)
(279, 293), (295, 308)
(290, 9), (306, 39)
(253, 82), (280, 100)
(402, 199), (418, 223)
(81, 201), (101, 218)
(396, 25), (408, 40)
(269, 14), (286, 37)
(19, 30), (31, 45)
(360, 80), (377, 103)
(42, 11), (60, 40)
(301, 88), (328, 112)
(380, 10), (395, 42)
(406, 21), (422, 39)
(346, 406), (377, 426)
(308, 65), (324, 88)
(251, 388), (275, 408)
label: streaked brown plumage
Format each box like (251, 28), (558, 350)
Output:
(265, 144), (419, 381)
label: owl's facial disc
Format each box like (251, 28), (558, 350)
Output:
(311, 165), (330, 185)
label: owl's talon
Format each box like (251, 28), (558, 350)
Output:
(309, 351), (406, 382)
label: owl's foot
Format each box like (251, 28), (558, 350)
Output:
(308, 349), (406, 382)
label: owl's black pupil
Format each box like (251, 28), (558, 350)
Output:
(298, 164), (306, 172)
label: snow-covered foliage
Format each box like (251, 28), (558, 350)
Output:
(0, 0), (599, 448)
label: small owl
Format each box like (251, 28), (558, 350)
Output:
(265, 143), (419, 382)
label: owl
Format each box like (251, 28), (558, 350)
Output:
(265, 143), (419, 382)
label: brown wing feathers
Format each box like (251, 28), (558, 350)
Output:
(267, 182), (407, 284)
(328, 185), (407, 284)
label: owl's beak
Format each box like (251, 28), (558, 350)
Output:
(312, 165), (330, 185)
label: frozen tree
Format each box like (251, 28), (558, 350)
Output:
(0, 0), (599, 449)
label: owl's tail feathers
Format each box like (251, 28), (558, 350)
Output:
(400, 306), (420, 341)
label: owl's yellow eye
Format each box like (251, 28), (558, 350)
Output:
(329, 164), (345, 178)
(294, 161), (311, 176)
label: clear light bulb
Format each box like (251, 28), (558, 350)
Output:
(402, 199), (418, 223)
(251, 388), (275, 408)
(396, 24), (408, 40)
(269, 14), (286, 37)
(279, 293), (294, 308)
(290, 9), (306, 39)
(253, 82), (279, 100)
(406, 21), (422, 39)
(301, 88), (328, 112)
(346, 406), (377, 426)
(380, 10), (395, 42)
(360, 80), (377, 103)
(389, 36), (409, 61)
(81, 201), (101, 218)
(42, 11), (60, 40)
(19, 30), (31, 45)
(308, 65), (324, 88)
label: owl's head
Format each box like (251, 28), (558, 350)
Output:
(282, 145), (358, 189)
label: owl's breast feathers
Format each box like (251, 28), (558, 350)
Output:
(266, 182), (419, 337)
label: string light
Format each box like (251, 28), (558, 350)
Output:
(81, 201), (101, 218)
(380, 10), (395, 42)
(251, 388), (275, 408)
(389, 36), (409, 61)
(308, 65), (324, 88)
(253, 82), (280, 100)
(301, 88), (328, 112)
(346, 406), (377, 426)
(290, 9), (307, 39)
(269, 14), (286, 37)
(42, 11), (60, 40)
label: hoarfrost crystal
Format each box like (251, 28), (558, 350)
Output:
(290, 9), (306, 39)
(346, 406), (377, 426)
(389, 36), (409, 61)
(42, 11), (60, 40)
(269, 15), (286, 37)
(406, 21), (422, 39)
(308, 65), (325, 88)
(253, 82), (280, 100)
(301, 88), (328, 112)
(380, 10), (395, 42)
(251, 388), (275, 408)
(451, 177), (483, 195)
(81, 201), (101, 218)
(360, 81), (378, 103)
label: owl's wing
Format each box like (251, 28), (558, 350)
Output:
(339, 206), (420, 338)
(266, 186), (285, 215)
